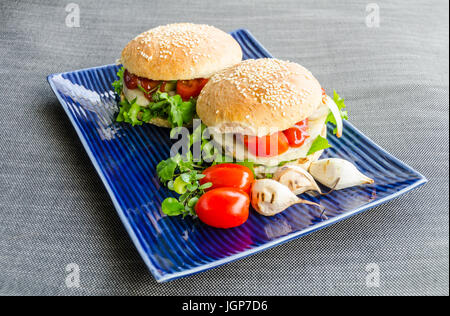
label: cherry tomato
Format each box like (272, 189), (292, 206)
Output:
(242, 132), (290, 157)
(124, 69), (138, 90)
(322, 88), (326, 96)
(195, 188), (250, 229)
(176, 78), (209, 100)
(199, 164), (254, 194)
(283, 119), (310, 148)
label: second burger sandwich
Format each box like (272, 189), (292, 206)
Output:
(113, 23), (243, 128)
(196, 58), (348, 177)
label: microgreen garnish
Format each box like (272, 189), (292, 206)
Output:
(156, 123), (216, 217)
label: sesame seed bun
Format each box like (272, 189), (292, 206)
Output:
(120, 23), (243, 81)
(196, 59), (323, 136)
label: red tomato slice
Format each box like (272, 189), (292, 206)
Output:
(124, 69), (138, 90)
(242, 132), (290, 157)
(138, 78), (160, 100)
(176, 78), (208, 101)
(283, 119), (310, 148)
(199, 164), (254, 194)
(197, 78), (209, 90)
(139, 78), (160, 92)
(296, 118), (309, 129)
(321, 88), (327, 103)
(195, 188), (250, 229)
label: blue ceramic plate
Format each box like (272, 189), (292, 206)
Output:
(47, 29), (427, 282)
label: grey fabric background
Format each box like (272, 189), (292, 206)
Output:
(0, 0), (448, 296)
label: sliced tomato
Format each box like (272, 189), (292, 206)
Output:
(195, 188), (250, 229)
(139, 78), (160, 92)
(137, 78), (160, 100)
(296, 119), (309, 129)
(242, 132), (290, 157)
(176, 78), (209, 101)
(321, 88), (327, 103)
(199, 164), (254, 194)
(283, 119), (310, 148)
(124, 69), (138, 90)
(197, 78), (209, 90)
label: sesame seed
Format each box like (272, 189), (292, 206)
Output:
(209, 58), (316, 114)
(130, 23), (220, 63)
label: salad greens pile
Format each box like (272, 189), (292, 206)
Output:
(112, 67), (196, 128)
(156, 124), (257, 217)
(307, 90), (348, 156)
(158, 161), (213, 217)
(156, 124), (216, 217)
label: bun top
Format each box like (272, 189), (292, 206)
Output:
(196, 59), (323, 136)
(120, 23), (243, 80)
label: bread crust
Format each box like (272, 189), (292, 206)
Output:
(197, 59), (322, 136)
(147, 117), (172, 128)
(121, 23), (242, 80)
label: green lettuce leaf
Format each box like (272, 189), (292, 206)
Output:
(112, 67), (124, 96)
(307, 135), (332, 156)
(115, 90), (196, 128)
(128, 101), (144, 126)
(307, 90), (349, 155)
(116, 98), (131, 123)
(113, 70), (197, 128)
(326, 90), (349, 134)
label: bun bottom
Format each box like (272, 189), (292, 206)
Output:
(148, 117), (172, 128)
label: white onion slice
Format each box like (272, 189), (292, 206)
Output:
(326, 95), (343, 138)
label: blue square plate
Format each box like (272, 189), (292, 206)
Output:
(47, 29), (427, 282)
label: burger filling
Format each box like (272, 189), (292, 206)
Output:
(210, 90), (348, 169)
(112, 67), (208, 127)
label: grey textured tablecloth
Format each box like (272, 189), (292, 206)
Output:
(0, 0), (448, 296)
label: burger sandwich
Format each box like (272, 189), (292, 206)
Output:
(196, 58), (348, 177)
(113, 23), (243, 128)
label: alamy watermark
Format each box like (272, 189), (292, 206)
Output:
(365, 263), (381, 288)
(168, 119), (286, 163)
(65, 3), (80, 28)
(366, 3), (380, 28)
(65, 263), (81, 288)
